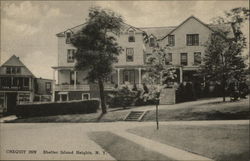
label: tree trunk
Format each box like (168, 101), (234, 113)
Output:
(222, 75), (226, 102)
(98, 78), (107, 114)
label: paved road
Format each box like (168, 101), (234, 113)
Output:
(0, 120), (248, 160)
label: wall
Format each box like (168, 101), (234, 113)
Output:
(58, 70), (70, 84)
(57, 36), (76, 67)
(35, 78), (53, 95)
(115, 32), (145, 66)
(161, 17), (213, 67)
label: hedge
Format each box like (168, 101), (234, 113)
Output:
(15, 100), (100, 118)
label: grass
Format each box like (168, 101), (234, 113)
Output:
(89, 131), (172, 161)
(7, 98), (249, 123)
(142, 98), (250, 121)
(128, 124), (249, 161)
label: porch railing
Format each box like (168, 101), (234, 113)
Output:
(54, 84), (90, 91)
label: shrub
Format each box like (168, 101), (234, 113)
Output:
(106, 86), (137, 108)
(176, 82), (196, 103)
(15, 100), (99, 118)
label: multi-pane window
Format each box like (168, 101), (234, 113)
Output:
(168, 35), (175, 46)
(45, 82), (51, 91)
(6, 67), (21, 74)
(165, 53), (172, 65)
(6, 67), (11, 74)
(180, 53), (188, 66)
(149, 37), (155, 47)
(194, 52), (202, 65)
(126, 48), (134, 62)
(18, 93), (30, 103)
(12, 77), (18, 86)
(82, 93), (90, 100)
(23, 78), (29, 87)
(128, 30), (135, 42)
(186, 34), (199, 46)
(66, 32), (71, 44)
(67, 49), (75, 63)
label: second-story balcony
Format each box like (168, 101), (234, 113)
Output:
(54, 84), (90, 91)
(54, 84), (120, 92)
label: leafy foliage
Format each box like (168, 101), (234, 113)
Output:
(70, 7), (124, 113)
(143, 46), (177, 86)
(200, 7), (249, 101)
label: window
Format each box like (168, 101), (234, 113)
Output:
(82, 93), (90, 100)
(66, 32), (71, 44)
(149, 37), (155, 47)
(168, 35), (175, 46)
(186, 34), (199, 46)
(16, 67), (21, 74)
(126, 48), (134, 62)
(18, 93), (30, 103)
(128, 30), (135, 42)
(6, 67), (21, 74)
(67, 49), (75, 63)
(165, 53), (172, 65)
(45, 82), (51, 91)
(6, 67), (11, 74)
(194, 52), (201, 65)
(24, 78), (29, 87)
(180, 53), (188, 66)
(12, 77), (18, 86)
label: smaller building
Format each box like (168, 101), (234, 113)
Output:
(0, 55), (35, 113)
(0, 55), (53, 114)
(34, 78), (54, 102)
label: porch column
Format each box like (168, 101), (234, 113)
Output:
(179, 67), (183, 83)
(74, 70), (77, 89)
(29, 77), (32, 90)
(59, 94), (62, 102)
(117, 68), (120, 86)
(138, 68), (142, 86)
(52, 69), (56, 102)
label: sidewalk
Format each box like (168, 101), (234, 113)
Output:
(0, 115), (17, 123)
(113, 130), (214, 161)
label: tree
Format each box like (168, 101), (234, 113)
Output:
(200, 7), (249, 102)
(143, 46), (177, 87)
(71, 7), (124, 113)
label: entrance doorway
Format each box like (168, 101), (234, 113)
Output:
(6, 93), (17, 114)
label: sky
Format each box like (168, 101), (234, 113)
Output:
(1, 0), (249, 79)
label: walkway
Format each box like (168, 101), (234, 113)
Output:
(1, 120), (248, 160)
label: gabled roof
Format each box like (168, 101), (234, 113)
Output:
(161, 16), (216, 40)
(139, 26), (176, 40)
(56, 22), (145, 37)
(1, 55), (25, 67)
(0, 55), (35, 77)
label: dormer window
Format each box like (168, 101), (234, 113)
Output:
(149, 37), (155, 47)
(6, 66), (21, 74)
(128, 30), (135, 42)
(66, 32), (71, 44)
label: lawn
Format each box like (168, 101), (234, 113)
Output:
(7, 98), (249, 123)
(128, 124), (249, 161)
(142, 98), (249, 121)
(89, 131), (172, 161)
